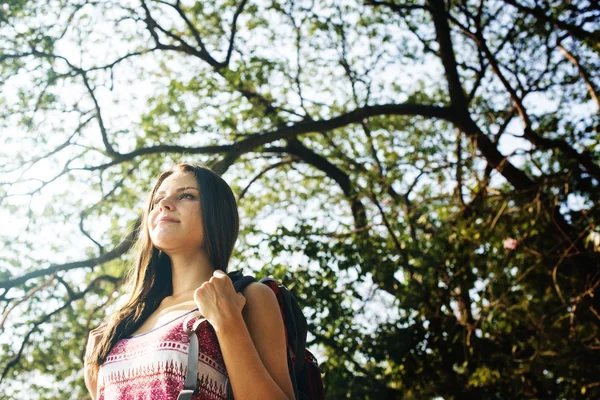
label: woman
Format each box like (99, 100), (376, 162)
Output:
(84, 162), (294, 400)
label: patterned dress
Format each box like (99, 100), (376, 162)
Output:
(97, 309), (228, 400)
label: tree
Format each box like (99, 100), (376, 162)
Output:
(0, 0), (599, 398)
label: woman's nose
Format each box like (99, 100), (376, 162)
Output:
(158, 198), (174, 210)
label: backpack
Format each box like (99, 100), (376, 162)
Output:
(177, 270), (326, 400)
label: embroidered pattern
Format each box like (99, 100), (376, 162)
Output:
(97, 312), (228, 400)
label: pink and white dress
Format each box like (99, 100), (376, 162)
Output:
(97, 309), (228, 400)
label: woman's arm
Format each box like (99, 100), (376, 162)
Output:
(194, 271), (294, 400)
(219, 282), (294, 399)
(235, 282), (295, 399)
(83, 325), (106, 400)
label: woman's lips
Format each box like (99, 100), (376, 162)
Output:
(158, 217), (180, 223)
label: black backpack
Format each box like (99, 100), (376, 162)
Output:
(178, 270), (325, 400)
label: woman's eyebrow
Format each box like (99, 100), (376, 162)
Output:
(155, 187), (200, 195)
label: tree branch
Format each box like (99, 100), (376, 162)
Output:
(0, 219), (140, 290)
(502, 0), (600, 48)
(211, 102), (455, 174)
(224, 0), (248, 68)
(558, 43), (600, 110)
(237, 157), (299, 201)
(427, 0), (469, 111)
(0, 274), (120, 385)
(283, 137), (368, 230)
(449, 12), (600, 182)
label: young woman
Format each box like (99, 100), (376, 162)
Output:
(84, 162), (294, 400)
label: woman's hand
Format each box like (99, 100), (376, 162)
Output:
(84, 324), (107, 400)
(193, 269), (246, 332)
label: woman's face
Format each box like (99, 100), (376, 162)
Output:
(148, 170), (204, 253)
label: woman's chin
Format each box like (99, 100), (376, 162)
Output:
(150, 234), (185, 251)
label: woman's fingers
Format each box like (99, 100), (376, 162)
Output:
(85, 324), (107, 363)
(213, 269), (227, 278)
(193, 270), (246, 331)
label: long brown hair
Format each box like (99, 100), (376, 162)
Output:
(86, 162), (239, 380)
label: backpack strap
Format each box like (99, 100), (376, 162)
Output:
(178, 313), (205, 400)
(228, 270), (257, 293)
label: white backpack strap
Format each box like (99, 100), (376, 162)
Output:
(177, 312), (205, 400)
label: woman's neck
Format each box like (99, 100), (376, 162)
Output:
(167, 248), (215, 297)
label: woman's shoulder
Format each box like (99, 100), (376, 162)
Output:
(240, 282), (277, 303)
(240, 282), (281, 325)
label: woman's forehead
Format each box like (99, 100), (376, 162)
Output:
(156, 171), (198, 192)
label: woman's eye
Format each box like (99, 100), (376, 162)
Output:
(152, 193), (194, 207)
